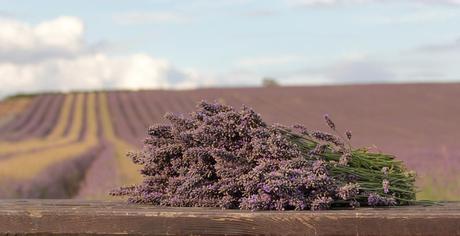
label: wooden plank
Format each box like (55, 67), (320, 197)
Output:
(0, 200), (458, 235)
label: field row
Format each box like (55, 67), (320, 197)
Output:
(0, 93), (140, 199)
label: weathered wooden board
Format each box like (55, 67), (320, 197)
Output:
(0, 200), (458, 235)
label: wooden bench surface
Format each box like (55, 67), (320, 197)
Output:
(0, 199), (458, 235)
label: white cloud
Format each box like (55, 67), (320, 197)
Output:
(0, 16), (211, 98)
(283, 58), (396, 85)
(113, 11), (188, 25)
(282, 42), (460, 85)
(0, 16), (83, 55)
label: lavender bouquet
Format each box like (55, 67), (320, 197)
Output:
(111, 101), (417, 210)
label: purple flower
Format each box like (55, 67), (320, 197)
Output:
(337, 183), (360, 200)
(311, 196), (333, 211)
(311, 131), (345, 149)
(367, 193), (396, 206)
(339, 153), (351, 166)
(345, 130), (352, 140)
(324, 114), (336, 130)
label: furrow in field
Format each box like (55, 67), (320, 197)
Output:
(0, 95), (45, 136)
(11, 145), (104, 198)
(161, 91), (189, 114)
(126, 92), (151, 137)
(138, 91), (158, 120)
(0, 97), (31, 129)
(99, 92), (142, 186)
(140, 90), (185, 126)
(4, 95), (54, 141)
(47, 94), (76, 140)
(0, 93), (98, 193)
(0, 97), (30, 117)
(9, 95), (65, 140)
(75, 138), (117, 199)
(118, 92), (142, 138)
(107, 92), (138, 145)
(75, 92), (113, 199)
(173, 91), (196, 113)
(29, 94), (65, 138)
(116, 92), (141, 144)
(78, 94), (89, 141)
(138, 90), (166, 124)
(62, 94), (77, 136)
(76, 92), (142, 200)
(0, 94), (79, 155)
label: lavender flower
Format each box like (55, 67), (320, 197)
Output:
(308, 144), (327, 157)
(349, 200), (360, 209)
(324, 114), (336, 130)
(311, 195), (333, 211)
(293, 124), (309, 136)
(367, 193), (396, 206)
(345, 130), (352, 140)
(339, 153), (351, 166)
(337, 183), (360, 200)
(311, 131), (345, 149)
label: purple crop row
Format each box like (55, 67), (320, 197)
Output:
(107, 91), (199, 146)
(12, 95), (65, 141)
(76, 94), (118, 198)
(77, 94), (89, 141)
(6, 95), (54, 140)
(75, 139), (118, 198)
(0, 93), (104, 198)
(0, 95), (45, 138)
(0, 95), (66, 141)
(0, 94), (84, 161)
(117, 92), (144, 142)
(107, 92), (138, 145)
(6, 145), (103, 198)
(30, 94), (65, 138)
(63, 94), (77, 136)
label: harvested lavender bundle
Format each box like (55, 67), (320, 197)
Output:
(111, 101), (417, 210)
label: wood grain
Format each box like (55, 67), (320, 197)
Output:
(0, 200), (458, 235)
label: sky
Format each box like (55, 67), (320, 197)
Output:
(1, 0), (460, 97)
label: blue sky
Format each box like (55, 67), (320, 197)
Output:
(1, 0), (460, 97)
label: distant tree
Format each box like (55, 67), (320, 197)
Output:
(262, 77), (280, 87)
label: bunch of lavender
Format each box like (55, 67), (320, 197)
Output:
(280, 114), (417, 206)
(111, 101), (417, 210)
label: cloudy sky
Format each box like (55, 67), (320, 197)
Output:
(1, 0), (460, 97)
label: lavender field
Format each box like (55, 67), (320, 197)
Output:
(0, 84), (458, 200)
